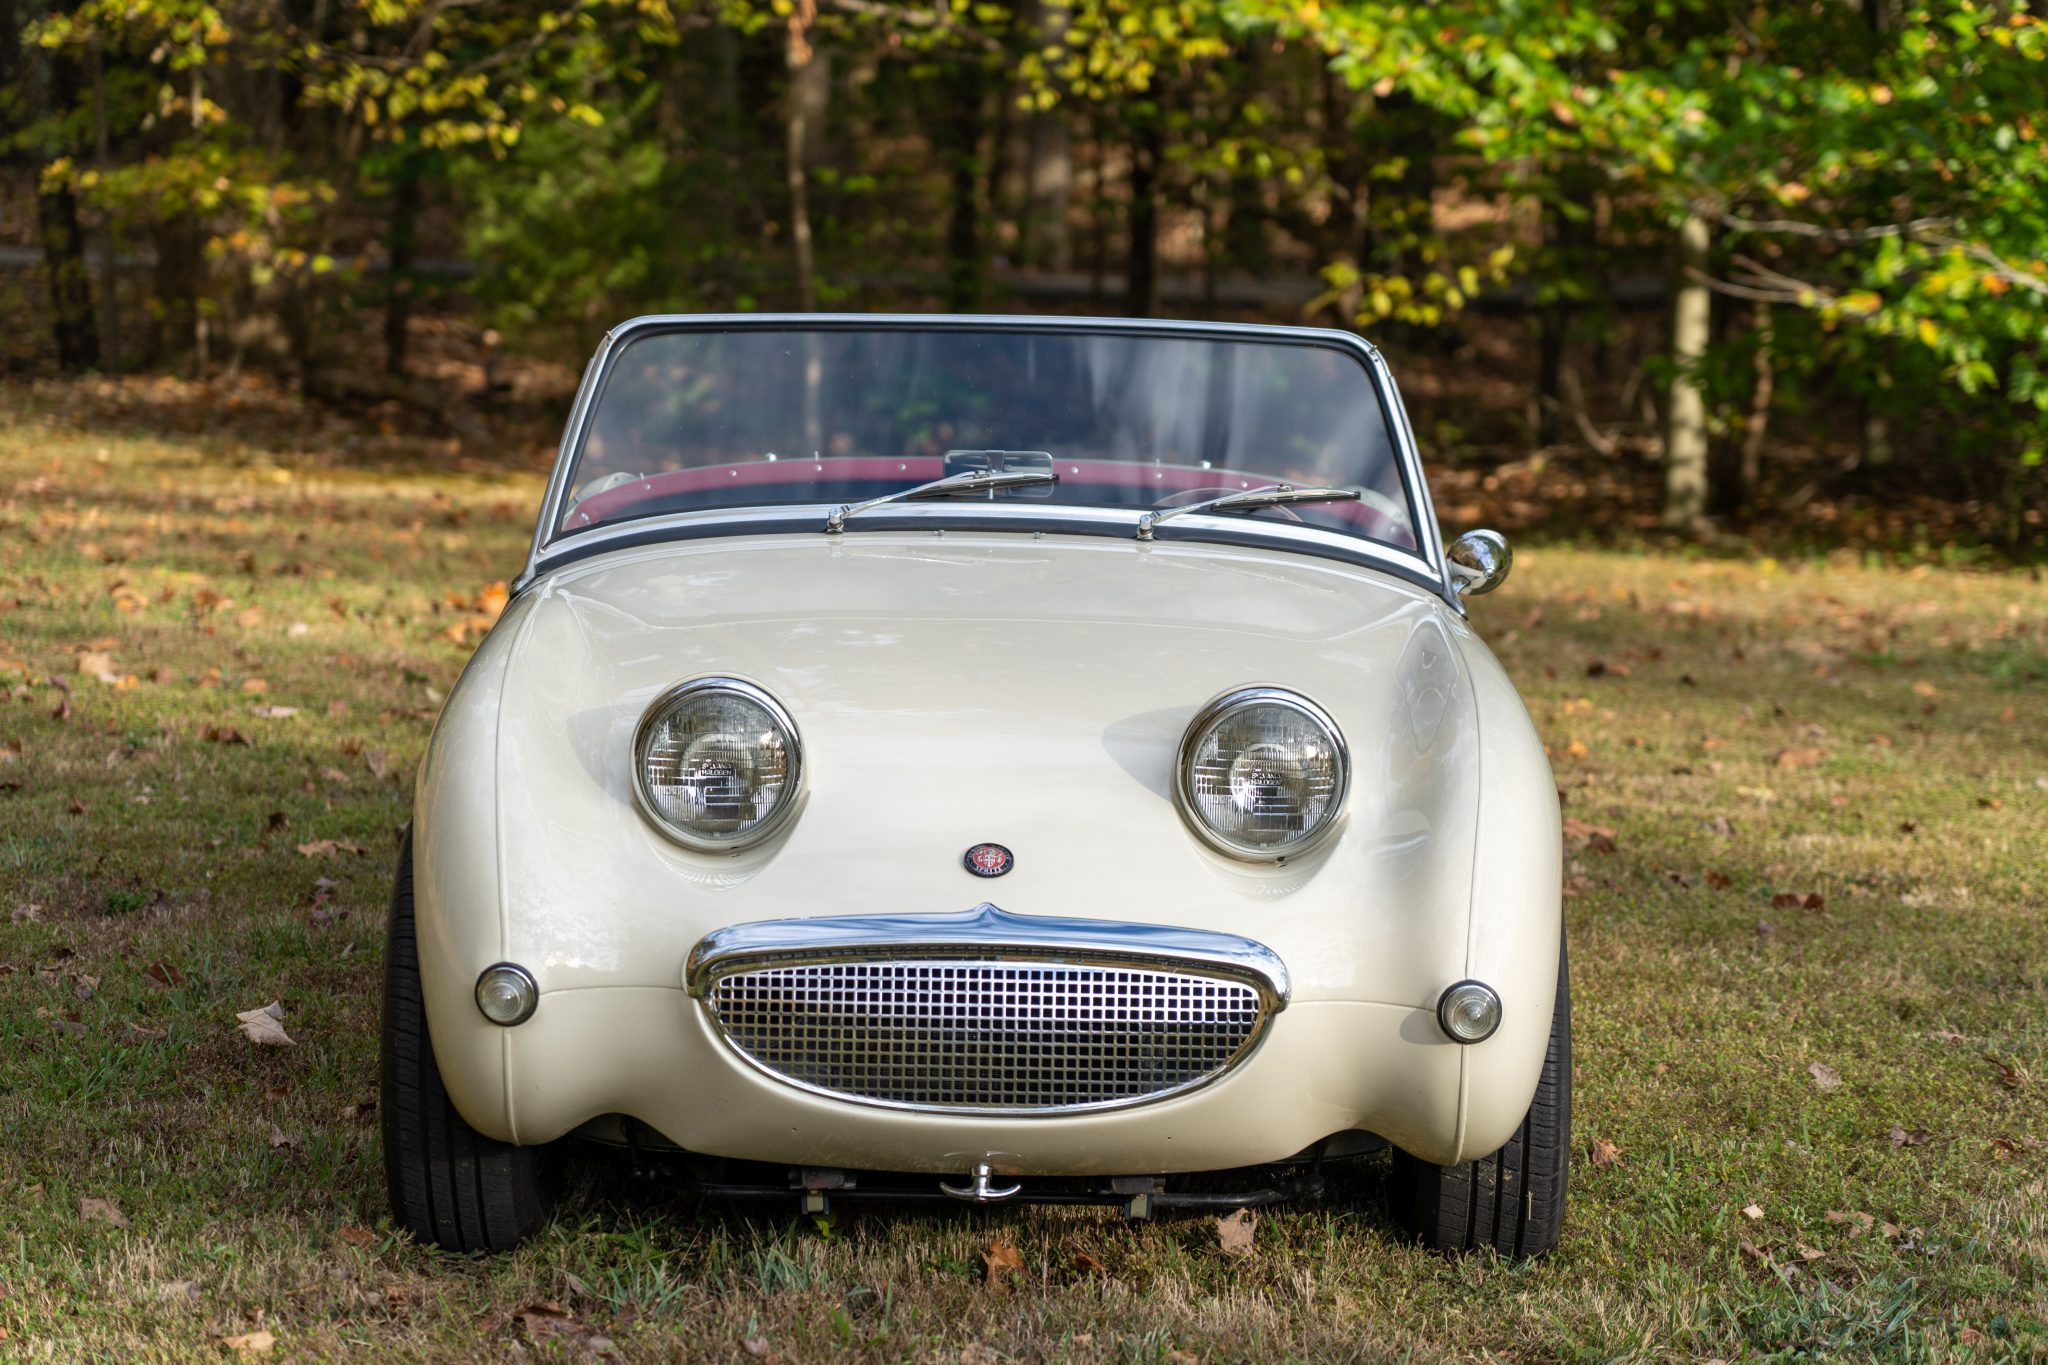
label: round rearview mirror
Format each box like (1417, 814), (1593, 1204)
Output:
(1448, 529), (1512, 598)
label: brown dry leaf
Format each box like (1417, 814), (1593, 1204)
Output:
(235, 1001), (295, 1047)
(79, 1196), (130, 1228)
(1072, 1251), (1108, 1276)
(145, 960), (185, 988)
(1888, 1125), (1933, 1147)
(157, 1279), (202, 1304)
(510, 1300), (615, 1356)
(77, 650), (117, 682)
(1911, 680), (1941, 697)
(221, 1329), (276, 1356)
(201, 725), (250, 746)
(1706, 814), (1736, 839)
(1825, 1209), (1875, 1238)
(1562, 818), (1618, 853)
(1215, 1206), (1258, 1257)
(1562, 874), (1594, 900)
(982, 1238), (1026, 1283)
(364, 749), (391, 781)
(295, 839), (366, 858)
(240, 678), (268, 695)
(1705, 870), (1732, 890)
(1809, 1062), (1843, 1092)
(335, 1226), (377, 1248)
(1741, 1203), (1765, 1220)
(1773, 746), (1827, 770)
(478, 581), (511, 619)
(1977, 796), (2004, 810)
(267, 1124), (300, 1153)
(1589, 1137), (1623, 1169)
(742, 1338), (774, 1360)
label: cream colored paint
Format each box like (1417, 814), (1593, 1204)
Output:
(414, 529), (1560, 1169)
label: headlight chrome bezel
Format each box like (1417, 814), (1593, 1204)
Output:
(1174, 686), (1350, 862)
(631, 676), (805, 854)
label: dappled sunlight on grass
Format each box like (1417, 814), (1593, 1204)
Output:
(1, 385), (2043, 1358)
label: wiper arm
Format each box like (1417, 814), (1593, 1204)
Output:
(1135, 484), (1361, 541)
(825, 467), (1060, 534)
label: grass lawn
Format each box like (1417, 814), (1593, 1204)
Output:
(2, 378), (2044, 1361)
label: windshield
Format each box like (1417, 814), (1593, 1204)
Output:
(555, 325), (1421, 554)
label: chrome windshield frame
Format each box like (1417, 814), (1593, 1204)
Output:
(517, 313), (1453, 602)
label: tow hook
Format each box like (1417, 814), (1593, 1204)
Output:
(940, 1162), (1023, 1204)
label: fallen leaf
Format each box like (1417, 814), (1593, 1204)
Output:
(1911, 680), (1940, 697)
(1772, 747), (1826, 770)
(80, 1196), (130, 1228)
(156, 1279), (201, 1304)
(267, 1124), (300, 1152)
(1977, 796), (2004, 810)
(364, 749), (391, 781)
(1072, 1251), (1108, 1276)
(1705, 870), (1732, 890)
(1590, 1137), (1623, 1169)
(221, 1329), (276, 1356)
(1562, 818), (1618, 853)
(1706, 815), (1736, 839)
(1825, 1209), (1875, 1238)
(742, 1339), (773, 1360)
(982, 1238), (1025, 1283)
(1741, 1203), (1764, 1220)
(235, 1001), (295, 1047)
(1562, 874), (1594, 900)
(1888, 1125), (1932, 1147)
(1809, 1062), (1843, 1092)
(1215, 1207), (1258, 1257)
(250, 705), (299, 719)
(295, 839), (365, 858)
(145, 960), (185, 988)
(240, 678), (268, 695)
(335, 1226), (377, 1248)
(201, 725), (250, 746)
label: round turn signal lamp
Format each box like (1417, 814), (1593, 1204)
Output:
(1436, 981), (1502, 1044)
(475, 963), (538, 1027)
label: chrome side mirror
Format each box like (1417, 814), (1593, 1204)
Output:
(1447, 529), (1512, 598)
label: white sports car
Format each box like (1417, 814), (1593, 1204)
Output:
(382, 314), (1566, 1256)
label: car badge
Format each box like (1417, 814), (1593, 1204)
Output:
(963, 843), (1014, 878)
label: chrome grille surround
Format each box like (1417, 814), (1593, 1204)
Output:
(688, 905), (1288, 1116)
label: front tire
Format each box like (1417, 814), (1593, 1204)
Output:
(1387, 938), (1571, 1257)
(381, 830), (554, 1252)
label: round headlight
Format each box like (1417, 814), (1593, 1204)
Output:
(633, 678), (803, 852)
(1175, 687), (1348, 861)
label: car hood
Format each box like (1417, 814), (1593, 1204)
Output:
(490, 530), (1481, 1005)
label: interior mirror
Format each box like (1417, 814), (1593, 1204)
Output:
(1448, 529), (1512, 598)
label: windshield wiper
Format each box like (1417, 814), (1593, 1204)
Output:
(824, 467), (1059, 534)
(1135, 484), (1361, 541)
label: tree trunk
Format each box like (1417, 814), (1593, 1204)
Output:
(1026, 109), (1072, 272)
(1662, 213), (1712, 533)
(1738, 301), (1773, 508)
(89, 35), (121, 371)
(1125, 114), (1162, 317)
(383, 155), (421, 376)
(38, 183), (99, 370)
(33, 11), (98, 371)
(783, 0), (820, 311)
(944, 73), (987, 312)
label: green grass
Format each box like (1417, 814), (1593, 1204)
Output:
(1, 378), (2044, 1361)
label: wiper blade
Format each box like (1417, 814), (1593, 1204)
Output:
(825, 467), (1059, 534)
(1135, 484), (1361, 541)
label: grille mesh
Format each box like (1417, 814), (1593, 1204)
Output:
(705, 958), (1266, 1111)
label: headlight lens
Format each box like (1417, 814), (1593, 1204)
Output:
(633, 678), (803, 852)
(1176, 687), (1348, 860)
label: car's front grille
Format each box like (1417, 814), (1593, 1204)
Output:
(703, 958), (1268, 1113)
